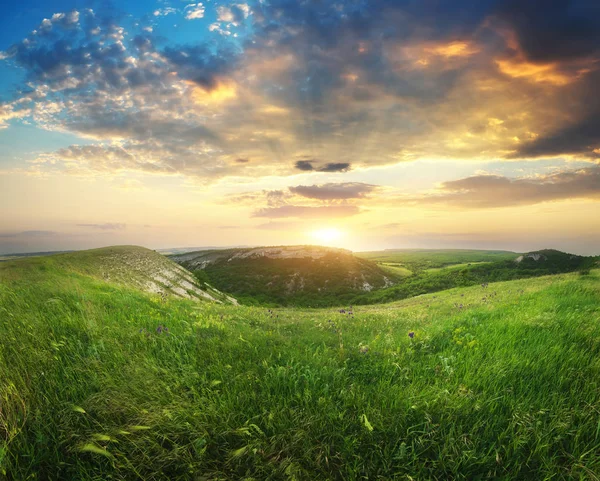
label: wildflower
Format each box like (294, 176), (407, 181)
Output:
(359, 345), (369, 354)
(408, 331), (415, 339)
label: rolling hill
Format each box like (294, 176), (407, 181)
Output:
(171, 245), (397, 307)
(171, 246), (596, 307)
(0, 246), (236, 304)
(356, 248), (597, 304)
(1, 248), (599, 480)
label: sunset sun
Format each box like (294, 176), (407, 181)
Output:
(311, 228), (343, 245)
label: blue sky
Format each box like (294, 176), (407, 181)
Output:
(0, 0), (599, 254)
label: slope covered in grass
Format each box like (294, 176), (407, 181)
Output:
(1, 252), (599, 479)
(354, 249), (597, 305)
(0, 245), (235, 304)
(172, 246), (396, 307)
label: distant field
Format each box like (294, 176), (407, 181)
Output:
(378, 262), (413, 277)
(425, 261), (491, 273)
(356, 249), (518, 272)
(1, 248), (600, 479)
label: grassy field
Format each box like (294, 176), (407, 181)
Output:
(378, 263), (414, 278)
(1, 250), (600, 480)
(356, 249), (518, 273)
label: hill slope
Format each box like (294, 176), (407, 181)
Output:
(1, 256), (599, 479)
(171, 245), (395, 306)
(0, 246), (236, 304)
(353, 248), (597, 304)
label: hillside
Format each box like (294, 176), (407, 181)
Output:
(356, 249), (596, 304)
(172, 247), (596, 307)
(1, 254), (599, 479)
(171, 245), (396, 307)
(0, 246), (236, 304)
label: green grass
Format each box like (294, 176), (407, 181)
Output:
(1, 252), (600, 480)
(356, 249), (519, 272)
(378, 263), (413, 278)
(425, 261), (491, 274)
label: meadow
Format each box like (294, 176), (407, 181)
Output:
(1, 251), (600, 480)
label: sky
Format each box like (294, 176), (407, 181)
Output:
(0, 0), (599, 255)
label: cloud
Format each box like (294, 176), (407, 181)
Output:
(154, 7), (177, 17)
(414, 167), (600, 208)
(319, 163), (351, 173)
(494, 1), (600, 64)
(217, 4), (250, 24)
(290, 182), (378, 200)
(295, 160), (316, 171)
(2, 0), (600, 183)
(293, 161), (351, 172)
(185, 4), (205, 20)
(253, 205), (360, 218)
(76, 223), (126, 230)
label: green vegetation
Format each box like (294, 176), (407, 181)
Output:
(355, 249), (598, 305)
(356, 249), (519, 273)
(1, 247), (600, 479)
(176, 247), (596, 308)
(378, 263), (413, 278)
(173, 247), (398, 307)
(0, 245), (236, 304)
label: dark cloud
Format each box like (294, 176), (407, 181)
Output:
(319, 163), (351, 173)
(162, 44), (236, 89)
(415, 167), (600, 208)
(235, 158), (250, 163)
(495, 0), (600, 63)
(76, 223), (126, 230)
(253, 205), (360, 218)
(295, 160), (315, 171)
(511, 71), (600, 159)
(290, 182), (377, 200)
(293, 161), (351, 173)
(515, 113), (600, 159)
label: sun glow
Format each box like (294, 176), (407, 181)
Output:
(311, 228), (344, 245)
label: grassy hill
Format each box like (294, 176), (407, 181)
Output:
(173, 247), (596, 307)
(0, 246), (236, 304)
(1, 249), (600, 479)
(355, 249), (597, 305)
(171, 246), (397, 307)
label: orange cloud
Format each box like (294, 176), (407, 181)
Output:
(495, 58), (574, 86)
(398, 40), (481, 69)
(424, 41), (481, 58)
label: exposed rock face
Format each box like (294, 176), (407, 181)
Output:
(515, 253), (548, 263)
(58, 246), (237, 304)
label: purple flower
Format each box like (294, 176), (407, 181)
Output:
(408, 331), (415, 339)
